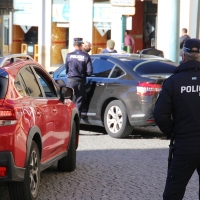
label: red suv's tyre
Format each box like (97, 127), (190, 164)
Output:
(57, 122), (76, 172)
(8, 141), (41, 200)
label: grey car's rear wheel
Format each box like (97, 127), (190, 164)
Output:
(8, 141), (40, 200)
(58, 121), (76, 172)
(104, 100), (133, 138)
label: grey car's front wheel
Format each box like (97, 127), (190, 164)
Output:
(8, 141), (40, 200)
(104, 100), (133, 138)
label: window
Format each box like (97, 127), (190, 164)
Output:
(132, 61), (177, 75)
(19, 66), (42, 97)
(110, 66), (125, 78)
(92, 59), (114, 77)
(36, 73), (57, 97)
(14, 75), (28, 96)
(33, 66), (58, 97)
(58, 68), (67, 78)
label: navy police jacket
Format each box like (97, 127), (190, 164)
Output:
(153, 60), (200, 139)
(65, 50), (93, 81)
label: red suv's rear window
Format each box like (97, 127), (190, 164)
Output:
(0, 69), (8, 98)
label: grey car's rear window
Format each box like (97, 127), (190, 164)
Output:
(124, 60), (177, 75)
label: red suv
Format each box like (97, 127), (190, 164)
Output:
(0, 54), (79, 200)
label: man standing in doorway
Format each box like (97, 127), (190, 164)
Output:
(180, 28), (190, 63)
(124, 30), (135, 53)
(82, 41), (92, 54)
(65, 38), (93, 118)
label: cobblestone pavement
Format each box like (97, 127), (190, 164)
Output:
(0, 125), (199, 200)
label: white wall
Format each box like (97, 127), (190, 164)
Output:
(188, 0), (199, 38)
(111, 12), (122, 53)
(39, 0), (52, 71)
(179, 0), (190, 36)
(157, 0), (180, 63)
(69, 0), (93, 52)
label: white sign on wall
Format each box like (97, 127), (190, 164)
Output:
(13, 0), (41, 26)
(52, 0), (70, 22)
(111, 6), (135, 15)
(111, 0), (135, 7)
(93, 3), (111, 22)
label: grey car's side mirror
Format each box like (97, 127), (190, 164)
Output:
(49, 71), (54, 78)
(60, 86), (74, 103)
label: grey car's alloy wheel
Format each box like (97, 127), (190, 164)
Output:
(104, 100), (133, 138)
(9, 141), (40, 200)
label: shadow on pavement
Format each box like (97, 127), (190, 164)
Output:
(80, 124), (167, 140)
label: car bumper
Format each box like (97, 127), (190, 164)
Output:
(0, 152), (25, 182)
(129, 114), (156, 126)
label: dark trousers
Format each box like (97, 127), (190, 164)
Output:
(163, 149), (200, 200)
(67, 79), (85, 117)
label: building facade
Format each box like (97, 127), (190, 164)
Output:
(0, 0), (199, 71)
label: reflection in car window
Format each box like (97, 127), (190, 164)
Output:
(110, 66), (125, 78)
(20, 66), (42, 97)
(36, 73), (57, 97)
(130, 61), (177, 75)
(14, 75), (27, 96)
(92, 59), (114, 77)
(58, 68), (67, 78)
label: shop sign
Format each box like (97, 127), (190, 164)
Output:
(52, 0), (70, 22)
(111, 0), (135, 7)
(93, 3), (111, 22)
(111, 6), (135, 15)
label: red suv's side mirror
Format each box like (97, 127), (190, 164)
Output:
(60, 86), (74, 102)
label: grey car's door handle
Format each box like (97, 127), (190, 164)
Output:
(96, 82), (105, 86)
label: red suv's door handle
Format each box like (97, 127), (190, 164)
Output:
(36, 111), (41, 116)
(53, 108), (57, 113)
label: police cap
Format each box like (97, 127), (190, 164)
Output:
(73, 38), (84, 45)
(183, 38), (200, 53)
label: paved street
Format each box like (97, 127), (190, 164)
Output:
(0, 125), (199, 200)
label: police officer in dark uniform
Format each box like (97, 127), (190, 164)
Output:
(65, 38), (93, 117)
(153, 38), (200, 200)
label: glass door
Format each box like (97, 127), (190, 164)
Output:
(0, 15), (11, 56)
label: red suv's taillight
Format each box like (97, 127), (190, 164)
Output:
(137, 82), (162, 96)
(0, 107), (17, 126)
(0, 167), (6, 177)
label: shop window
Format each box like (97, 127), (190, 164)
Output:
(93, 1), (111, 54)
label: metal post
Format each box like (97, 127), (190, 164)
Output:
(121, 15), (126, 52)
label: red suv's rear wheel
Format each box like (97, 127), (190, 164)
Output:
(8, 141), (40, 200)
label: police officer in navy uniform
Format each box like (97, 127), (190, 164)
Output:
(65, 38), (93, 118)
(153, 38), (200, 200)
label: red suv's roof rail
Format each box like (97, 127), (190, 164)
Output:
(0, 54), (34, 68)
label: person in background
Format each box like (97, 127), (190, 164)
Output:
(101, 39), (117, 53)
(124, 30), (135, 53)
(65, 37), (93, 118)
(82, 41), (92, 54)
(153, 38), (200, 199)
(180, 28), (190, 63)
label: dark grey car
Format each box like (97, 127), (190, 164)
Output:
(52, 53), (177, 138)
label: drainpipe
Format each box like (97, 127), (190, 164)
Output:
(121, 15), (126, 52)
